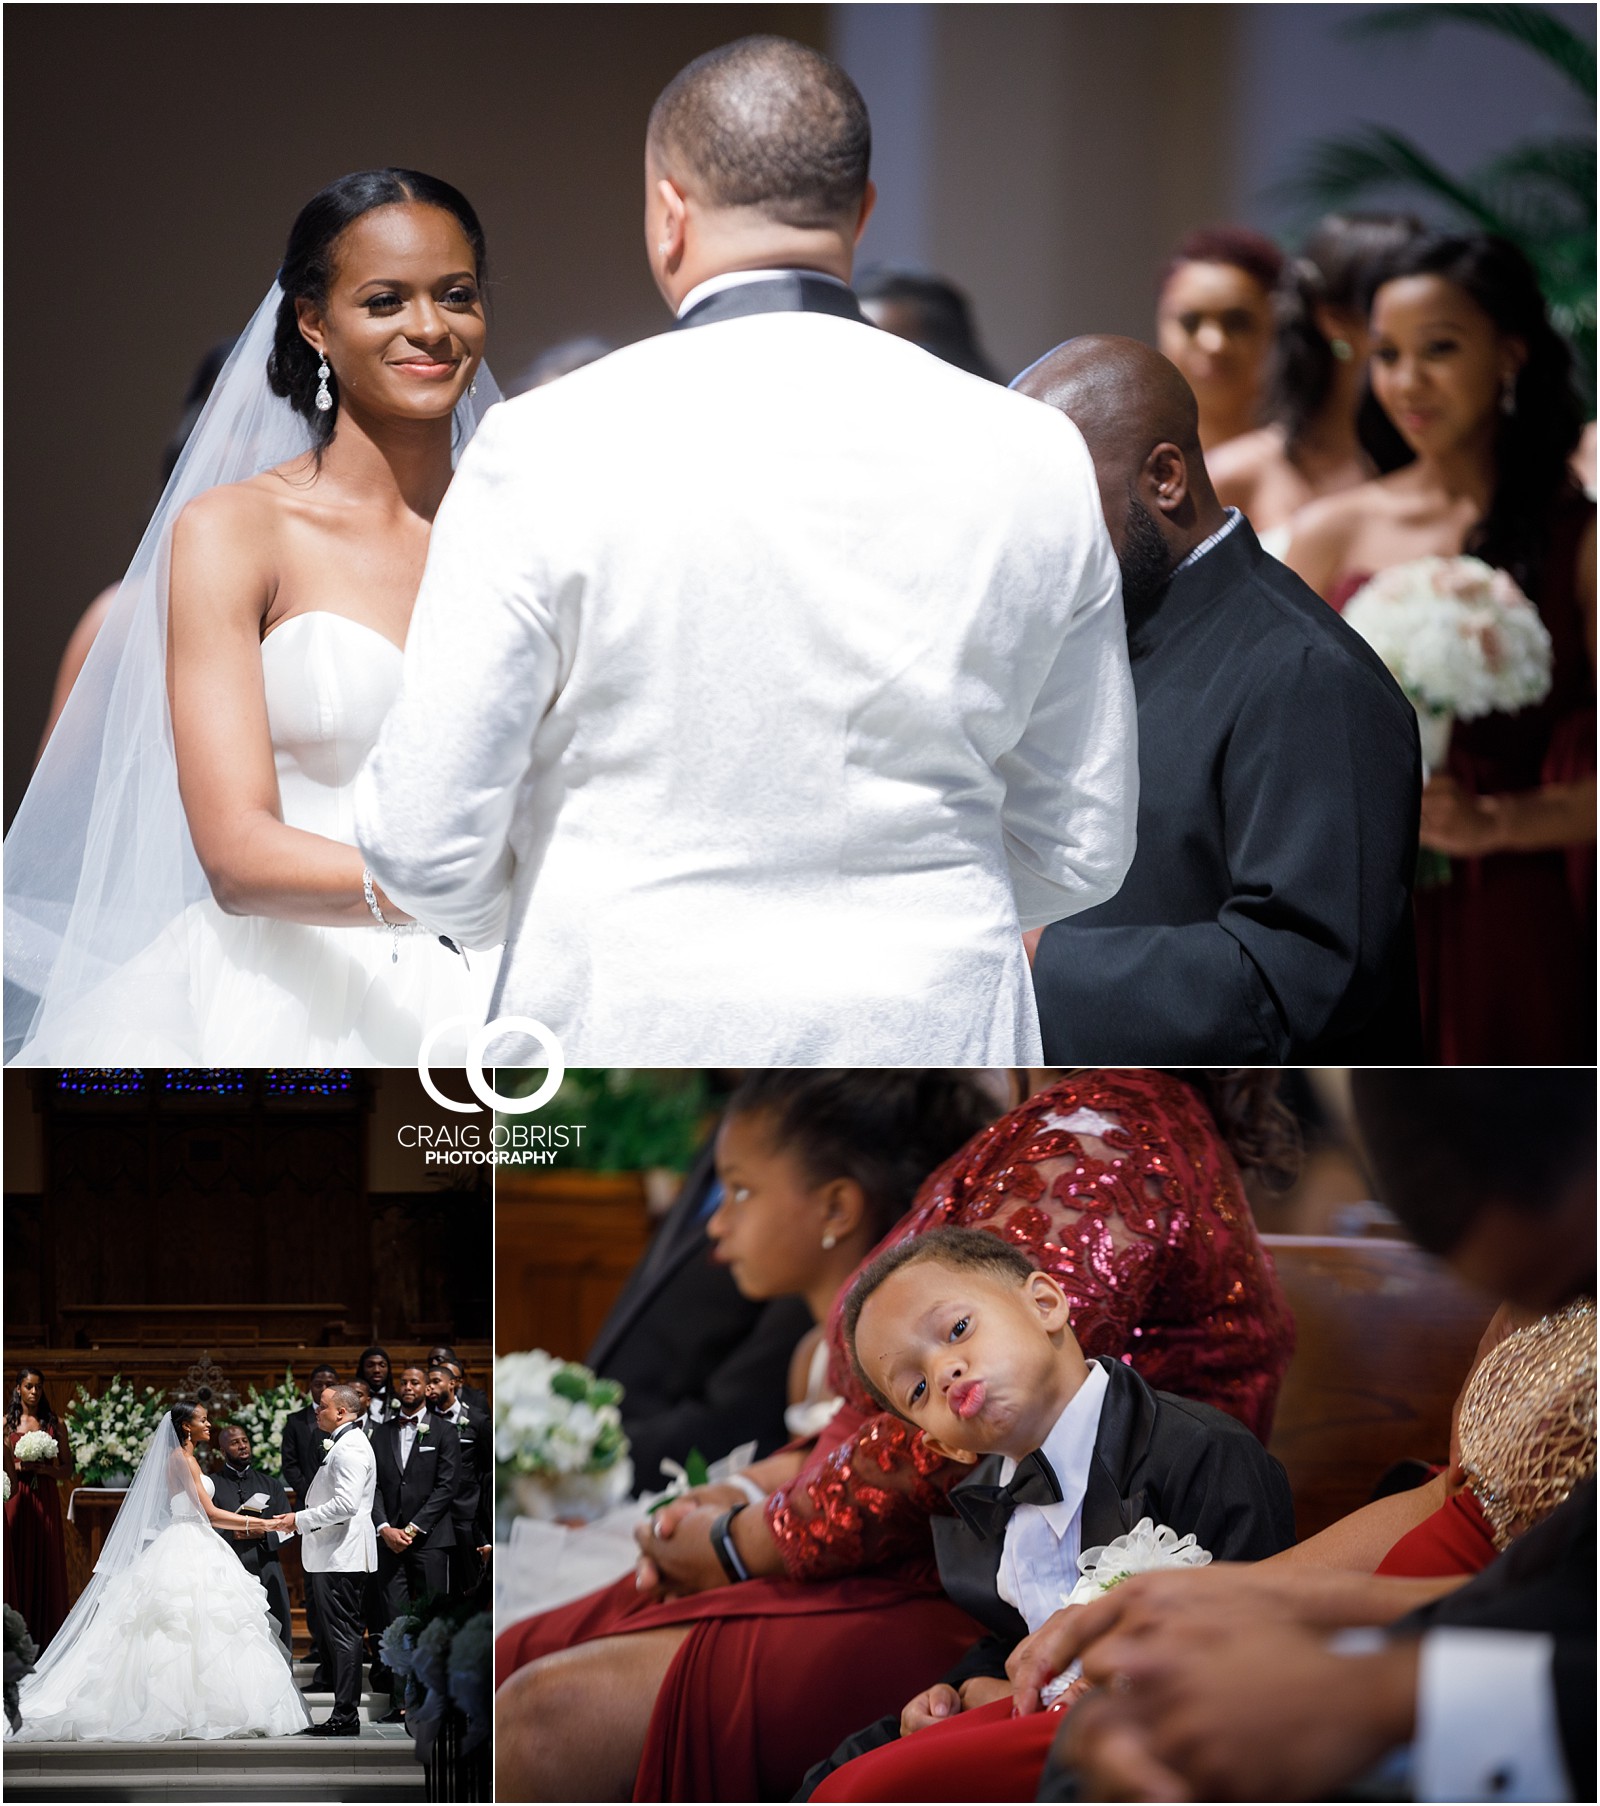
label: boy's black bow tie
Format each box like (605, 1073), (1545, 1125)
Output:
(951, 1448), (1063, 1540)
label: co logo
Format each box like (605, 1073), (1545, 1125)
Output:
(416, 1015), (565, 1115)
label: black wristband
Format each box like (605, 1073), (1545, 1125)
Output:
(708, 1503), (750, 1584)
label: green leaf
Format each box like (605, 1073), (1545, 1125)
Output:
(684, 1448), (711, 1488)
(1343, 4), (1596, 100)
(549, 1368), (588, 1403)
(1273, 127), (1509, 233)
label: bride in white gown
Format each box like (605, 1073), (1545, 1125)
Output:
(7, 1404), (309, 1742)
(4, 168), (501, 1065)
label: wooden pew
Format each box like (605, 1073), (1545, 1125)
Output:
(1261, 1235), (1492, 1538)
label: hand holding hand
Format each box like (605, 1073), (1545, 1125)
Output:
(266, 1512), (296, 1534)
(632, 1504), (729, 1598)
(1054, 1616), (1419, 1802)
(900, 1682), (961, 1737)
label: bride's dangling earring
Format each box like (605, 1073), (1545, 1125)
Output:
(315, 353), (334, 414)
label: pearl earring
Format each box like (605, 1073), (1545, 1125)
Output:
(1330, 338), (1353, 362)
(1500, 370), (1518, 417)
(822, 1232), (837, 1250)
(315, 354), (333, 414)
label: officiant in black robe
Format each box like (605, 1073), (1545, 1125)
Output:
(212, 1423), (293, 1653)
(1018, 337), (1421, 1063)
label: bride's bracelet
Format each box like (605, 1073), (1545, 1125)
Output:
(362, 866), (422, 964)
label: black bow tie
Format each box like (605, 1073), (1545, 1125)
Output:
(399, 1414), (422, 1428)
(951, 1449), (1063, 1540)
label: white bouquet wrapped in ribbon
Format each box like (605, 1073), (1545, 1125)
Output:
(1040, 1519), (1213, 1708)
(1342, 555), (1553, 770)
(495, 1350), (632, 1524)
(11, 1431), (59, 1465)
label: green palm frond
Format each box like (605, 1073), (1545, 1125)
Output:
(1273, 126), (1508, 232)
(1475, 138), (1598, 213)
(1343, 4), (1596, 101)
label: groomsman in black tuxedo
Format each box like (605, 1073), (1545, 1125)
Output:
(280, 1365), (339, 1503)
(1019, 336), (1422, 1062)
(427, 1346), (489, 1419)
(212, 1423), (293, 1653)
(371, 1364), (460, 1720)
(587, 1138), (811, 1491)
(427, 1363), (491, 1593)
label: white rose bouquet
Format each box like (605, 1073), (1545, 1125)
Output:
(495, 1350), (632, 1523)
(11, 1431), (57, 1466)
(1342, 555), (1553, 772)
(62, 1375), (165, 1485)
(229, 1371), (304, 1477)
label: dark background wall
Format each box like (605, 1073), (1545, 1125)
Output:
(5, 3), (1591, 822)
(3, 3), (825, 823)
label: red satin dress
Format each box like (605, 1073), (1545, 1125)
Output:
(1330, 494), (1596, 1062)
(3, 1427), (72, 1650)
(496, 1069), (1295, 1802)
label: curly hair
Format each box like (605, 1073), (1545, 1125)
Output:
(1363, 233), (1585, 593)
(5, 1369), (59, 1437)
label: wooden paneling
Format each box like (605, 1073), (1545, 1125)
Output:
(1262, 1235), (1491, 1538)
(495, 1174), (655, 1361)
(0, 1343), (493, 1426)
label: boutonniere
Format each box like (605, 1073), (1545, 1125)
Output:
(322, 1437), (335, 1451)
(416, 1421), (431, 1437)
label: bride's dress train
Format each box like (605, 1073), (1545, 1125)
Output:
(7, 1473), (309, 1742)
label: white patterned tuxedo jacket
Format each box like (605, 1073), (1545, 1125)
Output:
(357, 277), (1137, 1063)
(296, 1421), (377, 1574)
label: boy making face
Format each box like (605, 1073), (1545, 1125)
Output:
(814, 1225), (1293, 1791)
(851, 1234), (1090, 1467)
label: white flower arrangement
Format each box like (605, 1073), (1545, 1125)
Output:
(11, 1431), (58, 1465)
(495, 1351), (632, 1523)
(1039, 1519), (1213, 1709)
(228, 1371), (305, 1477)
(62, 1376), (165, 1485)
(2, 1474), (9, 1501)
(1342, 555), (1553, 766)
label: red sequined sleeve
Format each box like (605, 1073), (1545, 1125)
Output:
(763, 1069), (1294, 1581)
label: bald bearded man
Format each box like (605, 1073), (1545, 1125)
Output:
(1020, 337), (1421, 1061)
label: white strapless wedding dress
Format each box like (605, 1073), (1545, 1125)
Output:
(21, 611), (497, 1064)
(7, 1476), (310, 1742)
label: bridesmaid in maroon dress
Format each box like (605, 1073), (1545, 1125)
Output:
(496, 1069), (1295, 1801)
(1285, 233), (1595, 1063)
(4, 1370), (73, 1650)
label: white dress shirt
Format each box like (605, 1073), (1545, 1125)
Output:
(996, 1361), (1111, 1634)
(1415, 1629), (1569, 1801)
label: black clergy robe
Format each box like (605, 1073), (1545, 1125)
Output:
(1032, 519), (1422, 1062)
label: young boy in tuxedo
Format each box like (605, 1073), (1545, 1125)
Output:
(799, 1227), (1294, 1796)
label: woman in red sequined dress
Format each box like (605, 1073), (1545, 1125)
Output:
(496, 1069), (1295, 1801)
(1285, 235), (1595, 1062)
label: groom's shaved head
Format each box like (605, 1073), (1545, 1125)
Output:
(649, 36), (870, 226)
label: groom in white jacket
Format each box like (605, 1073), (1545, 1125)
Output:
(274, 1383), (377, 1737)
(358, 35), (1136, 1066)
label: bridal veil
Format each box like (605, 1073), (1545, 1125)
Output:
(2, 284), (499, 1062)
